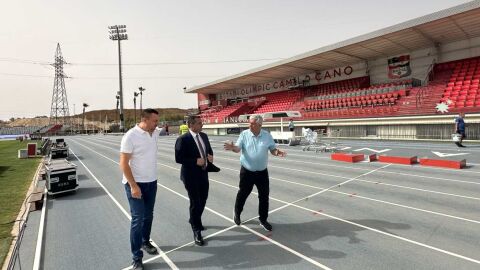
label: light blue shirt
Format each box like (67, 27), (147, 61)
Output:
(235, 129), (276, 171)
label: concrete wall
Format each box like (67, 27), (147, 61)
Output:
(368, 36), (480, 85)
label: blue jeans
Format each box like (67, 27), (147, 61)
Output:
(124, 180), (157, 262)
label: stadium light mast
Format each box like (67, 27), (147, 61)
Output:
(138, 86), (145, 111)
(116, 94), (120, 130)
(133, 91), (139, 124)
(73, 103), (76, 133)
(82, 103), (89, 134)
(108, 25), (128, 132)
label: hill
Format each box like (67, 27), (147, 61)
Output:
(7, 108), (190, 128)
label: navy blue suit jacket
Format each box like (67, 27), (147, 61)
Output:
(174, 132), (213, 182)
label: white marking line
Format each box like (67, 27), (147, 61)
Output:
(355, 179), (480, 201)
(242, 225), (333, 270)
(203, 162), (480, 225)
(68, 147), (178, 270)
(156, 183), (332, 269)
(86, 137), (480, 222)
(152, 139), (480, 182)
(32, 188), (47, 270)
(99, 135), (480, 173)
(140, 225), (237, 266)
(166, 149), (480, 200)
(196, 163), (480, 266)
(296, 205), (480, 265)
(71, 139), (332, 269)
(72, 138), (480, 265)
(148, 136), (480, 159)
(353, 147), (391, 153)
(432, 151), (469, 157)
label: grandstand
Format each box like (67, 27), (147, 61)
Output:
(188, 1), (480, 140)
(0, 126), (44, 136)
(0, 124), (65, 137)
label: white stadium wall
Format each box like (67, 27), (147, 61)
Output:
(438, 36), (480, 63)
(369, 36), (480, 85)
(368, 47), (434, 85)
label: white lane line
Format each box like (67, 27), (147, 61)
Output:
(98, 137), (480, 185)
(77, 137), (480, 265)
(156, 151), (480, 266)
(156, 183), (332, 269)
(266, 156), (480, 186)
(210, 177), (480, 265)
(102, 135), (473, 163)
(158, 150), (480, 202)
(355, 179), (480, 201)
(71, 139), (333, 269)
(32, 188), (47, 270)
(195, 160), (480, 225)
(139, 225), (238, 266)
(68, 146), (178, 270)
(153, 139), (480, 182)
(295, 205), (480, 264)
(86, 137), (480, 223)
(200, 141), (480, 175)
(159, 136), (480, 154)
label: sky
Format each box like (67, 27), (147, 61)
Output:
(0, 0), (473, 120)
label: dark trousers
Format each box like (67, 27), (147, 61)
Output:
(234, 166), (270, 222)
(184, 174), (209, 232)
(124, 180), (157, 262)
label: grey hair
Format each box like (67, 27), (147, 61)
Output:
(249, 114), (263, 125)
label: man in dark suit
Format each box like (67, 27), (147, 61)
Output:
(174, 115), (213, 246)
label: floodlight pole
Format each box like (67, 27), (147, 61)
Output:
(133, 92), (139, 124)
(109, 25), (128, 132)
(73, 103), (76, 134)
(82, 103), (89, 134)
(138, 86), (145, 111)
(116, 94), (120, 129)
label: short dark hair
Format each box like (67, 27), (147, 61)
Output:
(140, 108), (159, 119)
(187, 115), (201, 127)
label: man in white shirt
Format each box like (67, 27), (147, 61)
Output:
(120, 109), (160, 270)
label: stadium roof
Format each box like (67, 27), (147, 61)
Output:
(186, 1), (480, 95)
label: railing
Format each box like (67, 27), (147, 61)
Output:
(423, 59), (436, 86)
(416, 59), (436, 108)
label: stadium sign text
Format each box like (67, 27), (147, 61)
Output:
(217, 65), (364, 100)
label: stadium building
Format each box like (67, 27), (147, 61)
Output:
(186, 1), (480, 140)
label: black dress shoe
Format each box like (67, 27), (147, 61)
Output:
(193, 231), (204, 246)
(233, 210), (241, 225)
(260, 220), (273, 231)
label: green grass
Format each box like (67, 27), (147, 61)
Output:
(0, 140), (41, 266)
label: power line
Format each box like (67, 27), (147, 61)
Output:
(0, 72), (52, 78)
(0, 72), (225, 79)
(0, 57), (284, 66)
(0, 58), (50, 65)
(70, 57), (285, 66)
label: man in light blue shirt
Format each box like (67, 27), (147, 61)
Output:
(224, 114), (286, 231)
